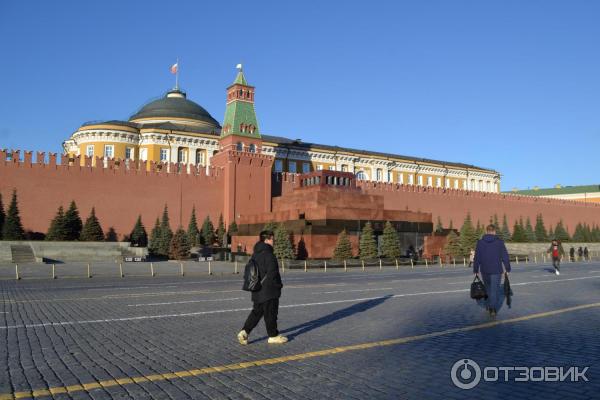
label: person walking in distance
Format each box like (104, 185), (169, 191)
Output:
(468, 248), (475, 268)
(473, 224), (511, 318)
(569, 247), (575, 262)
(547, 239), (564, 276)
(238, 230), (288, 345)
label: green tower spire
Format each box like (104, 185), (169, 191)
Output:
(222, 65), (260, 138)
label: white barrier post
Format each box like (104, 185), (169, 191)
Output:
(304, 260), (307, 272)
(15, 264), (20, 280)
(362, 260), (365, 271)
(410, 258), (414, 269)
(463, 258), (466, 267)
(87, 263), (92, 278)
(234, 261), (238, 274)
(515, 256), (519, 265)
(180, 262), (185, 276)
(379, 259), (382, 270)
(119, 263), (124, 278)
(150, 262), (155, 277)
(439, 256), (443, 268)
(395, 259), (399, 270)
(208, 261), (212, 275)
(324, 260), (327, 272)
(453, 258), (456, 268)
(425, 259), (428, 268)
(344, 259), (347, 272)
(52, 264), (56, 279)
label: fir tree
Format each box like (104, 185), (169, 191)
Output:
(548, 225), (554, 240)
(228, 221), (238, 235)
(475, 220), (484, 240)
(158, 205), (173, 256)
(500, 215), (511, 242)
(263, 221), (278, 233)
(332, 229), (353, 260)
(359, 222), (378, 260)
(148, 218), (161, 256)
(583, 223), (592, 242)
(129, 215), (148, 247)
(169, 227), (191, 260)
(448, 219), (454, 230)
(2, 190), (25, 240)
(458, 213), (477, 256)
(435, 217), (443, 234)
(592, 225), (600, 242)
(216, 214), (226, 247)
(511, 218), (527, 242)
(273, 224), (294, 260)
(186, 206), (200, 247)
(80, 207), (104, 241)
(381, 221), (401, 258)
(64, 201), (82, 240)
(296, 236), (309, 260)
(444, 230), (462, 258)
(534, 214), (548, 242)
(572, 223), (586, 242)
(554, 220), (570, 242)
(105, 227), (118, 242)
(201, 216), (215, 246)
(492, 214), (499, 230)
(0, 193), (5, 239)
(46, 206), (68, 241)
(524, 217), (536, 242)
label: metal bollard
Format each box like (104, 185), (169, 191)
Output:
(425, 259), (428, 268)
(463, 258), (466, 267)
(439, 257), (443, 268)
(180, 262), (185, 276)
(344, 259), (347, 272)
(234, 260), (238, 274)
(150, 262), (155, 277)
(119, 263), (124, 278)
(362, 260), (365, 271)
(87, 263), (92, 278)
(410, 258), (414, 268)
(15, 264), (20, 280)
(453, 258), (456, 268)
(304, 260), (307, 272)
(515, 256), (519, 265)
(534, 255), (537, 264)
(395, 258), (399, 270)
(52, 264), (56, 279)
(324, 260), (327, 272)
(208, 261), (212, 275)
(282, 259), (285, 273)
(379, 259), (382, 270)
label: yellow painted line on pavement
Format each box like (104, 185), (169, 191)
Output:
(1, 301), (599, 400)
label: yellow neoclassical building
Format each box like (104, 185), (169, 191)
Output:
(63, 68), (501, 192)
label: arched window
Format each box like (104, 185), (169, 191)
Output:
(248, 144), (256, 153)
(356, 171), (366, 180)
(236, 142), (243, 152)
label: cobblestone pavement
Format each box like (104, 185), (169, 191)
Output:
(1, 261), (599, 399)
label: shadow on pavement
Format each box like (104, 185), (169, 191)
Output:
(251, 294), (393, 343)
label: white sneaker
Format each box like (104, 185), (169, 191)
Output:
(555, 270), (560, 276)
(237, 330), (248, 345)
(267, 335), (288, 344)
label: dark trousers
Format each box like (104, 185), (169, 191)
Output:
(243, 298), (279, 337)
(552, 257), (560, 271)
(482, 273), (502, 311)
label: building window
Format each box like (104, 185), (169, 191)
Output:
(196, 150), (204, 165)
(356, 171), (366, 180)
(464, 180), (468, 190)
(454, 179), (459, 189)
(248, 144), (256, 153)
(160, 148), (169, 162)
(317, 164), (323, 170)
(104, 145), (114, 158)
(399, 173), (404, 184)
(302, 162), (310, 173)
(177, 148), (187, 163)
(274, 159), (283, 173)
(376, 169), (383, 181)
(288, 162), (297, 173)
(86, 145), (94, 157)
(408, 174), (414, 185)
(328, 165), (335, 171)
(445, 178), (450, 187)
(494, 183), (498, 192)
(470, 179), (475, 190)
(418, 175), (423, 186)
(125, 147), (133, 160)
(140, 148), (147, 161)
(436, 177), (441, 187)
(236, 142), (243, 152)
(341, 164), (348, 172)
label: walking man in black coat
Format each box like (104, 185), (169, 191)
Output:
(238, 230), (288, 345)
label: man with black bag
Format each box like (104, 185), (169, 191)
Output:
(238, 230), (288, 345)
(473, 224), (511, 317)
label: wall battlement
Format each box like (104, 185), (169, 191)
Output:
(0, 149), (221, 180)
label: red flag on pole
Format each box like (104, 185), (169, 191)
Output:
(170, 63), (178, 74)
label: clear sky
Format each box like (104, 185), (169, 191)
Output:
(1, 1), (598, 190)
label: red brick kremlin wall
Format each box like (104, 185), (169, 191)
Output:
(0, 151), (224, 239)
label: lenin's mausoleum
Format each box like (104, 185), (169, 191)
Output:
(2, 67), (600, 258)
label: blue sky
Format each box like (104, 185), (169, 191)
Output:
(1, 1), (598, 190)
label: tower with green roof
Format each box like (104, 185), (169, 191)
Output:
(222, 65), (260, 139)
